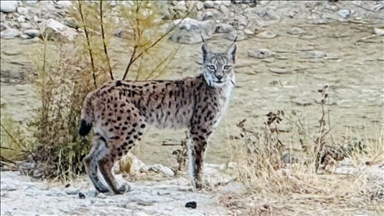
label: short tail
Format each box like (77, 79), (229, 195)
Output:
(78, 92), (96, 136)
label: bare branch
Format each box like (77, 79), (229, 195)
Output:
(122, 4), (192, 80)
(77, 0), (97, 88)
(99, 0), (114, 80)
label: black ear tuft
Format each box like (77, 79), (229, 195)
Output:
(200, 34), (205, 43)
(227, 43), (237, 63)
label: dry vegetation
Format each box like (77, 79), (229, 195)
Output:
(0, 0), (191, 180)
(221, 85), (384, 215)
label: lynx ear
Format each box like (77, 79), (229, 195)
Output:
(201, 36), (213, 63)
(227, 42), (237, 63)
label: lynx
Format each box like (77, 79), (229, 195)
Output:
(78, 39), (237, 194)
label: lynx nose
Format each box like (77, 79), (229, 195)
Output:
(216, 75), (223, 80)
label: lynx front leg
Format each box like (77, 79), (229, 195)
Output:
(187, 128), (210, 191)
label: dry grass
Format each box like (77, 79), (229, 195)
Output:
(225, 85), (384, 215)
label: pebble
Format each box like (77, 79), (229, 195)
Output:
(248, 49), (274, 59)
(17, 7), (29, 15)
(287, 27), (306, 35)
(373, 28), (384, 35)
(185, 201), (197, 209)
(215, 23), (234, 33)
(256, 30), (277, 39)
(338, 9), (351, 19)
(269, 67), (292, 74)
(222, 30), (247, 41)
(301, 50), (327, 59)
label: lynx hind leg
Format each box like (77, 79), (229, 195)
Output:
(83, 135), (110, 193)
(97, 102), (147, 194)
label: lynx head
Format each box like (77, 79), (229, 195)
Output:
(201, 38), (237, 88)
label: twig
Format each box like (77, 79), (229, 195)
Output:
(357, 34), (381, 42)
(0, 123), (22, 150)
(122, 5), (192, 80)
(99, 0), (114, 80)
(77, 0), (97, 88)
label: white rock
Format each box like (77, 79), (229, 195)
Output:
(17, 15), (27, 23)
(25, 0), (39, 4)
(17, 7), (29, 15)
(338, 9), (351, 19)
(0, 1), (19, 13)
(214, 1), (223, 6)
(196, 1), (204, 11)
(0, 28), (21, 39)
(215, 23), (234, 33)
(373, 28), (384, 35)
(219, 5), (229, 13)
(170, 18), (216, 44)
(204, 1), (215, 8)
(24, 29), (40, 38)
(39, 18), (78, 41)
(256, 30), (277, 39)
(175, 1), (187, 12)
(56, 1), (72, 8)
(223, 1), (231, 7)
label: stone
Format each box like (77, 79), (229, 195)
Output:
(256, 30), (277, 39)
(17, 7), (29, 15)
(204, 1), (215, 9)
(141, 164), (175, 177)
(223, 1), (231, 7)
(301, 50), (327, 59)
(170, 18), (216, 44)
(287, 27), (306, 35)
(219, 5), (230, 14)
(197, 9), (220, 21)
(222, 30), (247, 41)
(39, 18), (78, 41)
(25, 0), (39, 4)
(338, 9), (351, 19)
(56, 1), (72, 8)
(0, 1), (19, 13)
(243, 29), (254, 35)
(17, 15), (28, 23)
(175, 1), (187, 12)
(269, 67), (292, 74)
(196, 1), (204, 11)
(0, 28), (21, 39)
(215, 23), (234, 33)
(24, 29), (40, 38)
(373, 28), (384, 35)
(248, 49), (274, 59)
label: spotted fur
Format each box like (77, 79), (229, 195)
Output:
(79, 41), (237, 194)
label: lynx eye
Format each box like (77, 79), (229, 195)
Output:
(223, 65), (231, 70)
(207, 65), (216, 70)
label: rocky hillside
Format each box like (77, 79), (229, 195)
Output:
(1, 0), (383, 43)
